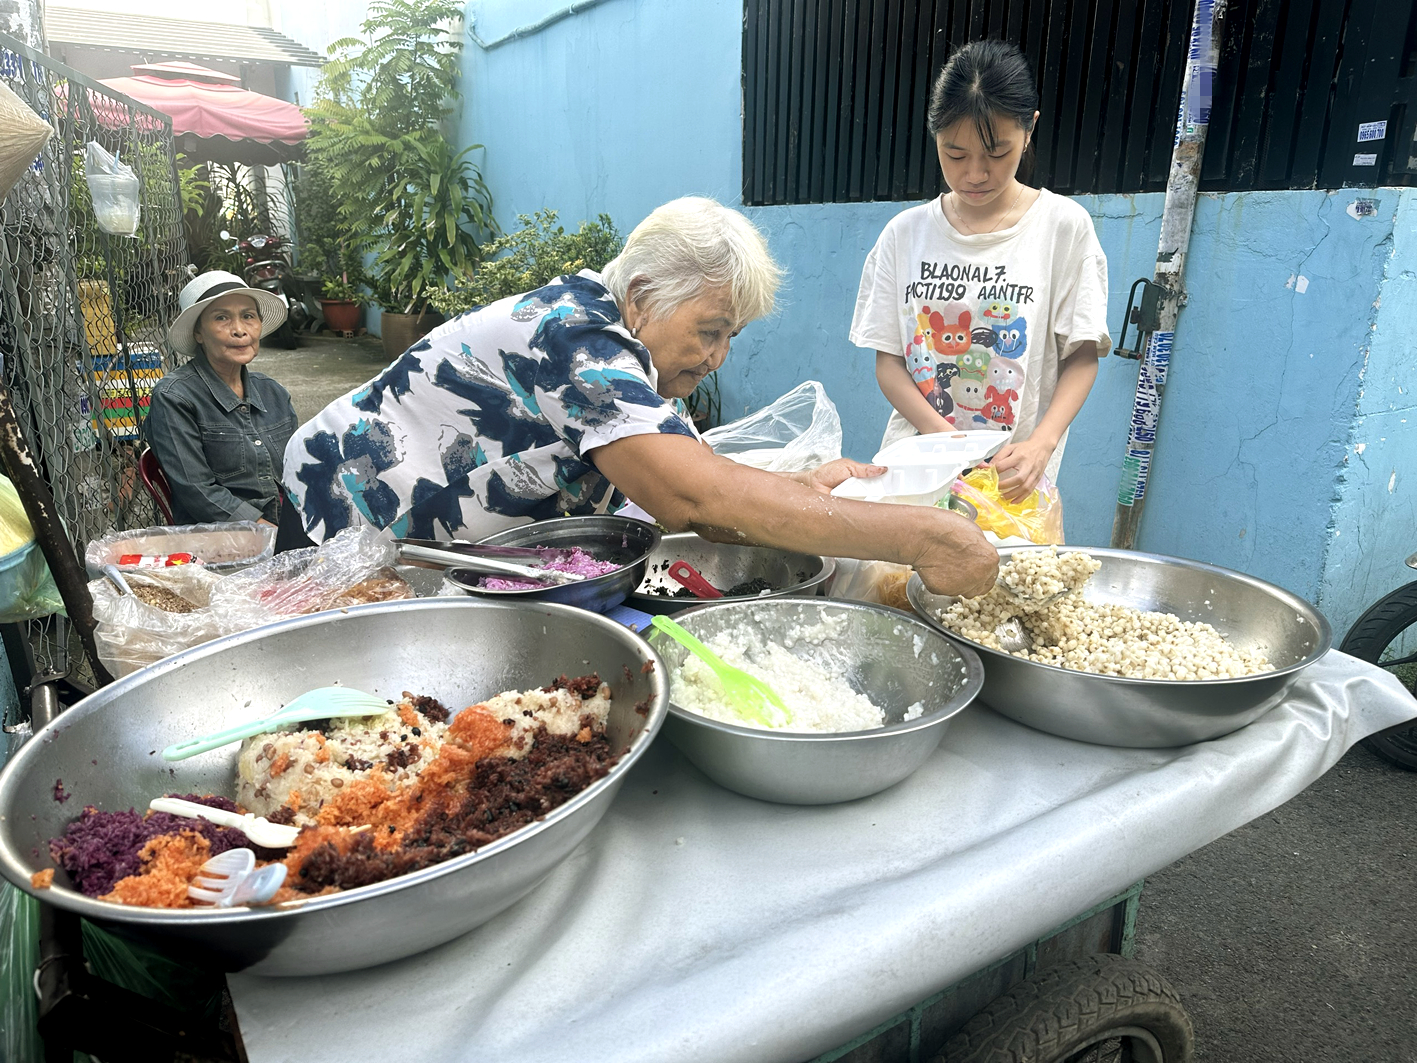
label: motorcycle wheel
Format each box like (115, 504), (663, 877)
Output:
(1340, 581), (1417, 770)
(267, 319), (299, 349)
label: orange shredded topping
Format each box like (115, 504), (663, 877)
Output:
(447, 705), (512, 760)
(315, 746), (330, 763)
(576, 726), (592, 744)
(31, 868), (54, 889)
(100, 832), (210, 908)
(270, 751), (291, 777)
(315, 776), (393, 827)
(285, 789), (302, 812)
(397, 703), (420, 728)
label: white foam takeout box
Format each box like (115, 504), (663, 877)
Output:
(830, 431), (1012, 507)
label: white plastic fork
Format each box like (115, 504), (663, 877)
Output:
(188, 848), (288, 908)
(149, 797), (301, 848)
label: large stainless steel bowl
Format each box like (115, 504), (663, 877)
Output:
(0, 598), (667, 976)
(907, 546), (1332, 748)
(629, 532), (835, 615)
(454, 515), (660, 612)
(654, 598), (983, 804)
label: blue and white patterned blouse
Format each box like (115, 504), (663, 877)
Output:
(283, 271), (697, 541)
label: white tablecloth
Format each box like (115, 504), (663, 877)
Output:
(230, 651), (1416, 1063)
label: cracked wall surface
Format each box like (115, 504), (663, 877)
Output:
(455, 0), (1413, 625)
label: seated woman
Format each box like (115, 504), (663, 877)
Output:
(145, 271), (299, 529)
(284, 197), (997, 597)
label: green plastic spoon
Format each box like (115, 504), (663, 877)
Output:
(650, 615), (792, 728)
(162, 687), (389, 762)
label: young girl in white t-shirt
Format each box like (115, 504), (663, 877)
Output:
(850, 40), (1111, 502)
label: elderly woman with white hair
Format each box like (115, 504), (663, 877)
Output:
(283, 197), (997, 597)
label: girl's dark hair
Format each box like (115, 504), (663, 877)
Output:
(926, 39), (1039, 150)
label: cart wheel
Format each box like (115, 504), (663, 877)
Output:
(930, 954), (1193, 1063)
(1340, 581), (1417, 771)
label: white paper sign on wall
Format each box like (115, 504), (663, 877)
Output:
(1357, 121), (1387, 142)
(1353, 153), (1379, 166)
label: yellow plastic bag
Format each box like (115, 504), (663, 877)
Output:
(950, 465), (1065, 545)
(0, 477), (63, 621)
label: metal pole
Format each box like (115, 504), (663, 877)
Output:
(1111, 0), (1226, 550)
(0, 382), (113, 685)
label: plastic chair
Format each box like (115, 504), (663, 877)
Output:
(137, 447), (174, 524)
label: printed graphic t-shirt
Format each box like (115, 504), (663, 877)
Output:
(850, 188), (1111, 475)
(283, 271), (697, 542)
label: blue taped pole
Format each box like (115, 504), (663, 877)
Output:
(1111, 0), (1226, 550)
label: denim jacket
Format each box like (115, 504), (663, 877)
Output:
(142, 354), (299, 524)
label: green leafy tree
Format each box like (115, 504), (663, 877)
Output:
(305, 0), (493, 313)
(428, 210), (623, 316)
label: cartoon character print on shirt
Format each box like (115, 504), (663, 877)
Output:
(981, 300), (1018, 327)
(982, 355), (1024, 431)
(950, 375), (989, 428)
(990, 315), (1028, 357)
(956, 345), (992, 383)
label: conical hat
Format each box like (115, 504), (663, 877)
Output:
(0, 79), (53, 202)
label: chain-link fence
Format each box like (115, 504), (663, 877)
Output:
(0, 33), (189, 677)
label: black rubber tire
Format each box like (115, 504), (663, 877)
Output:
(931, 954), (1194, 1063)
(268, 318), (300, 349)
(1340, 580), (1417, 770)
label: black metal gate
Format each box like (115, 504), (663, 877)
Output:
(0, 32), (188, 672)
(742, 0), (1417, 206)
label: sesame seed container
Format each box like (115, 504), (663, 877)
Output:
(907, 547), (1332, 748)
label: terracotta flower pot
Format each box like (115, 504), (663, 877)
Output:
(379, 309), (443, 359)
(319, 298), (361, 333)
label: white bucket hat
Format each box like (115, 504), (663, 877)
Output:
(168, 271), (287, 357)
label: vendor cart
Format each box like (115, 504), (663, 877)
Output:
(214, 649), (1414, 1063)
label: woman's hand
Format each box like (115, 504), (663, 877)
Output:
(910, 510), (999, 598)
(800, 458), (886, 495)
(991, 437), (1054, 503)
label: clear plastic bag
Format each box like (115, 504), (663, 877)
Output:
(827, 559), (914, 611)
(84, 140), (140, 236)
(91, 566), (232, 678)
(209, 525), (413, 620)
(950, 466), (1065, 545)
(0, 477), (63, 622)
(85, 521), (276, 578)
(702, 381), (843, 473)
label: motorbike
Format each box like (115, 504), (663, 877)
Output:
(1340, 548), (1417, 769)
(219, 229), (308, 349)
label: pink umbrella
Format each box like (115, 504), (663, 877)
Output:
(98, 62), (307, 166)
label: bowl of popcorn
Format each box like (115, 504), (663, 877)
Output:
(907, 547), (1332, 747)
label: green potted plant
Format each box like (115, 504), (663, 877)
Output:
(319, 274), (364, 333)
(427, 210), (622, 317)
(305, 0), (494, 357)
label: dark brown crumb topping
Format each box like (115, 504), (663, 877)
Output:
(293, 728), (617, 892)
(542, 673), (603, 699)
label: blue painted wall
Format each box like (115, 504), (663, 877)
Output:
(457, 0), (1415, 629)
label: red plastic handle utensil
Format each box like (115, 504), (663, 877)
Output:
(667, 560), (723, 599)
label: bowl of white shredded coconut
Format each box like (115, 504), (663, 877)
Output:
(651, 598), (984, 804)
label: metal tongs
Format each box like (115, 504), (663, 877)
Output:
(394, 539), (586, 585)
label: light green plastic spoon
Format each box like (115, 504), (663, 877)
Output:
(650, 615), (792, 728)
(162, 687), (389, 762)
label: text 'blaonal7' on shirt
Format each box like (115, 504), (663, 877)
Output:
(850, 188), (1111, 474)
(283, 271), (696, 542)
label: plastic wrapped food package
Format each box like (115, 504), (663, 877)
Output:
(92, 528), (413, 677)
(949, 466), (1065, 545)
(827, 559), (914, 611)
(84, 140), (141, 237)
(209, 525), (413, 619)
(85, 521), (276, 577)
(90, 565), (235, 678)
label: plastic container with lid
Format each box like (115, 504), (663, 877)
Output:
(830, 431), (1011, 506)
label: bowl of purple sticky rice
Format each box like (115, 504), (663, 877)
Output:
(448, 515), (660, 613)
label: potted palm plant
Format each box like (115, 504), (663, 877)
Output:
(319, 275), (363, 333)
(305, 0), (493, 357)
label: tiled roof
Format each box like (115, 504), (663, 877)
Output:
(45, 7), (325, 68)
